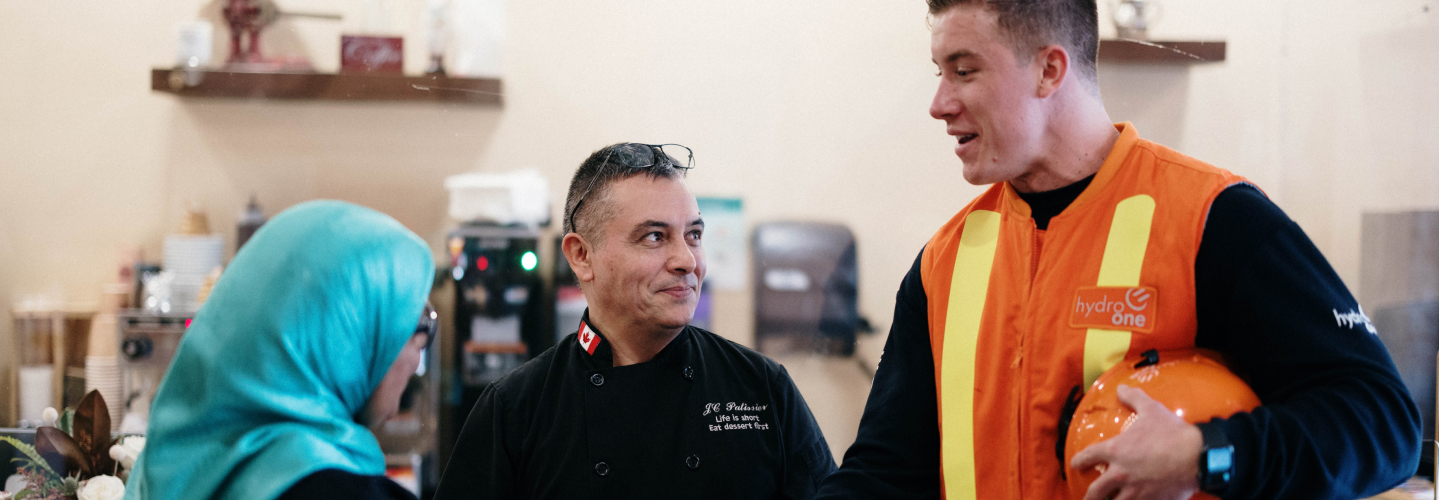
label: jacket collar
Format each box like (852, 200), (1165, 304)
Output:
(576, 309), (692, 369)
(1001, 122), (1141, 218)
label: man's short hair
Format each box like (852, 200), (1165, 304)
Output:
(928, 0), (1099, 89)
(563, 143), (687, 238)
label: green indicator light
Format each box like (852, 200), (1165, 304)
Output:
(521, 251), (538, 271)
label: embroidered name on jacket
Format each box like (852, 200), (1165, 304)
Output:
(1070, 286), (1157, 333)
(704, 402), (772, 432)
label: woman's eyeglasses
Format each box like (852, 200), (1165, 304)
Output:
(566, 143), (694, 234)
(416, 302), (438, 349)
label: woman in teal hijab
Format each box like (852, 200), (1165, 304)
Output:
(125, 200), (435, 500)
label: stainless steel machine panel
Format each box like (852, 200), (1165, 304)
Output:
(115, 312), (191, 432)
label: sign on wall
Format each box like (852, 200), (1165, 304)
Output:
(697, 197), (746, 291)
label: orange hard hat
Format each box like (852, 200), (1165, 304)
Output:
(1062, 348), (1260, 500)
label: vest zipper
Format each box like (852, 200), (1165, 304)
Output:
(1030, 230), (1044, 286)
(1012, 228), (1043, 370)
(1013, 224), (1044, 498)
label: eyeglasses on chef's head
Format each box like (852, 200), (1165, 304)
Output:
(563, 143), (694, 236)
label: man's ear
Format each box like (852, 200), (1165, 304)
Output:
(1035, 44), (1070, 98)
(561, 232), (596, 283)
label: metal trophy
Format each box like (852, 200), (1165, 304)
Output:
(222, 0), (272, 64)
(221, 0), (340, 69)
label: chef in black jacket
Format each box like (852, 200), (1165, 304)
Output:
(435, 143), (837, 500)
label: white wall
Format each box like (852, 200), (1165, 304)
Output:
(1099, 0), (1439, 291)
(2, 0), (1437, 420)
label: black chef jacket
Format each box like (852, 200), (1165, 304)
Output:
(435, 312), (837, 499)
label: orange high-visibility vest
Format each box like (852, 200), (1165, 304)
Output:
(922, 123), (1251, 499)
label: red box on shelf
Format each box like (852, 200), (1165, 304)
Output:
(341, 35), (403, 74)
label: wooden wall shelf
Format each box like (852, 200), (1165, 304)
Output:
(1098, 40), (1226, 64)
(464, 341), (528, 355)
(150, 68), (503, 105)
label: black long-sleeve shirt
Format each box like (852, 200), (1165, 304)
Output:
(435, 314), (836, 499)
(815, 182), (1421, 499)
(276, 469), (417, 500)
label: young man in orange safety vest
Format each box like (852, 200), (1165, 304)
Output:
(814, 1), (1421, 499)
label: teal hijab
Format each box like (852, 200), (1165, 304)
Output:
(125, 200), (435, 500)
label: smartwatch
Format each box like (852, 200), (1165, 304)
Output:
(1197, 423), (1235, 494)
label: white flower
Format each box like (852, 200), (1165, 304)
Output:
(77, 475), (125, 500)
(41, 408), (58, 427)
(120, 436), (146, 456)
(109, 444), (127, 462)
(118, 436), (146, 469)
(4, 473), (26, 495)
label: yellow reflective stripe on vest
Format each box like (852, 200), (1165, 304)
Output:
(940, 210), (1002, 500)
(1082, 195), (1156, 387)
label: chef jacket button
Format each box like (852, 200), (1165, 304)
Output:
(683, 366), (694, 380)
(595, 461), (610, 476)
(590, 373), (605, 387)
(685, 455), (700, 470)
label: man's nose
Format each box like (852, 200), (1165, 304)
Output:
(930, 79), (961, 121)
(668, 240), (698, 275)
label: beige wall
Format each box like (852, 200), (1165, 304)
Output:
(2, 0), (1436, 420)
(1099, 0), (1439, 294)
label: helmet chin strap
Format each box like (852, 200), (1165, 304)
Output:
(1134, 348), (1160, 368)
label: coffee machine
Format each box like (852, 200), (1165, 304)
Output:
(116, 311), (192, 432)
(438, 224), (548, 463)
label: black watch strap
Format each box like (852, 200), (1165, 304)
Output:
(1197, 423), (1235, 494)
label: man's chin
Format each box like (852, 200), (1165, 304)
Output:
(963, 162), (1020, 187)
(961, 162), (995, 186)
(650, 308), (696, 330)
(656, 315), (693, 330)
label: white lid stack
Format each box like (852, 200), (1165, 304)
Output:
(163, 235), (223, 313)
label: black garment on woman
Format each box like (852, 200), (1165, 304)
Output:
(277, 469), (418, 500)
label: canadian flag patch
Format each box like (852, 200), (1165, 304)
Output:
(577, 321), (601, 355)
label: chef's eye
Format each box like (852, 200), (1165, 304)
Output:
(688, 229), (702, 240)
(643, 232), (663, 242)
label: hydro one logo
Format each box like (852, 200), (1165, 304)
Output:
(1070, 286), (1157, 332)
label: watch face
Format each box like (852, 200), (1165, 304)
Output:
(1205, 447), (1233, 474)
(1201, 445), (1235, 491)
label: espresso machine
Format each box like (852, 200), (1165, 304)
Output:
(438, 224), (547, 465)
(116, 311), (192, 432)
